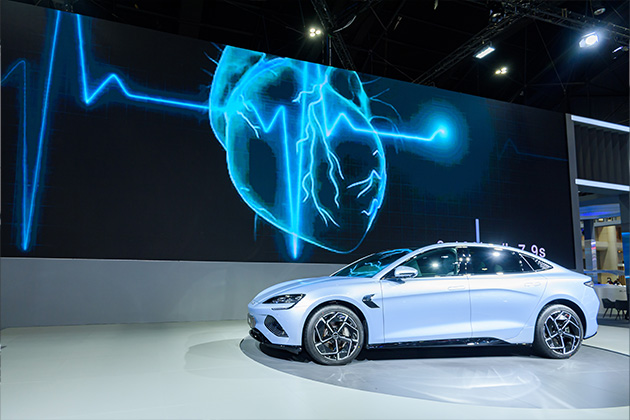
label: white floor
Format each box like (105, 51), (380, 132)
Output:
(1, 321), (628, 420)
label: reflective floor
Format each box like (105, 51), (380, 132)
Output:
(1, 321), (629, 419)
(242, 338), (629, 409)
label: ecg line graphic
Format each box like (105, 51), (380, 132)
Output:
(498, 138), (567, 162)
(3, 9), (448, 256)
(215, 53), (452, 258)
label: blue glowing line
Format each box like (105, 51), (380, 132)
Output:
(291, 61), (312, 259)
(2, 11), (210, 251)
(348, 170), (383, 198)
(75, 15), (207, 111)
(5, 10), (439, 255)
(7, 12), (549, 260)
(323, 109), (445, 142)
(2, 60), (29, 248)
(498, 138), (567, 162)
(303, 72), (343, 228)
(24, 11), (63, 251)
(242, 102), (299, 242)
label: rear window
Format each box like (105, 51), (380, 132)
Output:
(521, 255), (553, 271)
(467, 247), (530, 275)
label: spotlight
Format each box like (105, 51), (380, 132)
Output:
(474, 43), (495, 59)
(488, 1), (504, 23)
(309, 27), (322, 38)
(494, 67), (508, 75)
(579, 32), (600, 48)
(592, 1), (606, 16)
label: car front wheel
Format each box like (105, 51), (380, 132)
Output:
(533, 304), (583, 359)
(303, 305), (364, 365)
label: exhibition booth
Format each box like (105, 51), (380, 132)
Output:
(1, 1), (628, 419)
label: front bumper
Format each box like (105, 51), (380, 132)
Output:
(249, 328), (302, 354)
(247, 301), (306, 346)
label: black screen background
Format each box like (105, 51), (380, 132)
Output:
(1, 2), (575, 267)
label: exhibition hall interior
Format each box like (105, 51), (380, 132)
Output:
(1, 0), (629, 418)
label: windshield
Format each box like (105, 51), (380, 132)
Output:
(331, 249), (412, 278)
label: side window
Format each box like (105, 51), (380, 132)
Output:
(402, 247), (460, 278)
(466, 247), (529, 275)
(521, 255), (552, 271)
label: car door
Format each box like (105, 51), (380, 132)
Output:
(380, 246), (471, 343)
(464, 246), (547, 340)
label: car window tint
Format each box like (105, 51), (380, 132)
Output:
(467, 247), (528, 275)
(333, 249), (412, 277)
(521, 255), (553, 271)
(402, 247), (459, 277)
(518, 254), (534, 272)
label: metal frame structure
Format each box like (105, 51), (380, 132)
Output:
(414, 0), (629, 86)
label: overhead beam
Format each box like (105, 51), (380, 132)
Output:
(413, 12), (524, 85)
(504, 1), (629, 46)
(415, 0), (630, 87)
(310, 0), (356, 70)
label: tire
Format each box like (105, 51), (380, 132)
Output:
(303, 304), (364, 365)
(533, 304), (583, 359)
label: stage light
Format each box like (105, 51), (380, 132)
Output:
(474, 43), (495, 59)
(488, 1), (504, 23)
(494, 67), (508, 75)
(309, 27), (322, 38)
(592, 1), (606, 16)
(579, 32), (599, 48)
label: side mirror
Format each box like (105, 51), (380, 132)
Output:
(394, 266), (418, 279)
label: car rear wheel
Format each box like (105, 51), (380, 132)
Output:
(303, 305), (364, 365)
(533, 304), (583, 359)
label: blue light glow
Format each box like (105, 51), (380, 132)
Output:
(2, 11), (208, 251)
(210, 47), (458, 256)
(3, 12), (476, 258)
(498, 139), (567, 162)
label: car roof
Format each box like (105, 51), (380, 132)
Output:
(372, 242), (559, 280)
(414, 242), (537, 253)
(417, 242), (555, 260)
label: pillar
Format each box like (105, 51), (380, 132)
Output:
(583, 219), (597, 283)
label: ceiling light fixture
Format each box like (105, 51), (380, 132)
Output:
(494, 67), (508, 75)
(592, 1), (606, 16)
(474, 43), (495, 59)
(579, 32), (600, 48)
(488, 1), (504, 23)
(309, 27), (322, 38)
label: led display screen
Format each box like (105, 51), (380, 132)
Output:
(1, 2), (575, 267)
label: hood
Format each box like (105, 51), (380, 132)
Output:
(251, 275), (368, 304)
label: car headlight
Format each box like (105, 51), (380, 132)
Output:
(263, 294), (304, 309)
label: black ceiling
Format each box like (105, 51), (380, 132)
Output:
(13, 0), (630, 124)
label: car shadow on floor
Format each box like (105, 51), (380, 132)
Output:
(259, 342), (536, 364)
(357, 345), (535, 361)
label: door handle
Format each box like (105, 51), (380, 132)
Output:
(524, 281), (541, 287)
(448, 285), (466, 291)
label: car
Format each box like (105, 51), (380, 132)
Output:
(247, 243), (600, 365)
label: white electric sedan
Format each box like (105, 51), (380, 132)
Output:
(248, 243), (600, 365)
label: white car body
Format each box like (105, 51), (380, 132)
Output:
(248, 243), (599, 361)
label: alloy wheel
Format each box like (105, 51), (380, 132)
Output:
(312, 310), (360, 362)
(543, 309), (582, 356)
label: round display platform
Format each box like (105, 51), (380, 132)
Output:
(240, 337), (629, 409)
